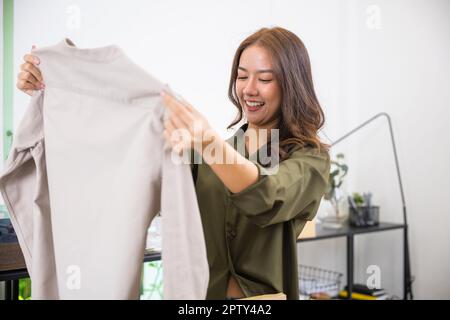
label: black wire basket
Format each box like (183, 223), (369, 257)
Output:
(298, 265), (343, 299)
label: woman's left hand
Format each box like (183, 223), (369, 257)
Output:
(160, 90), (217, 154)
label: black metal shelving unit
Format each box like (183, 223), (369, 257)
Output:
(298, 221), (407, 299)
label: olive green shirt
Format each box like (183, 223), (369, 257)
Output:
(193, 126), (330, 300)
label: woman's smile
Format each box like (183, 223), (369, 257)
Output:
(244, 99), (265, 112)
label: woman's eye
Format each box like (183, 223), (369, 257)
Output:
(236, 76), (272, 82)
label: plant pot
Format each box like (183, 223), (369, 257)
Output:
(317, 193), (349, 229)
(349, 205), (380, 227)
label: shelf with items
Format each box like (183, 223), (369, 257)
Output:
(297, 220), (406, 300)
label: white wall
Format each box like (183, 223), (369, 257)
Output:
(347, 0), (450, 299)
(8, 0), (450, 299)
(300, 0), (450, 299)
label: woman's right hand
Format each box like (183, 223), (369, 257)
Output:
(16, 46), (45, 96)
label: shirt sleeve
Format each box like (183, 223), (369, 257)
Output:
(227, 147), (330, 228)
(160, 147), (209, 299)
(0, 91), (59, 299)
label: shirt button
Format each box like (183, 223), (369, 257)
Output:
(227, 230), (236, 239)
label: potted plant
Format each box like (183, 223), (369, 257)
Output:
(321, 153), (349, 228)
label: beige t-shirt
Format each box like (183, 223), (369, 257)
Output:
(0, 38), (209, 299)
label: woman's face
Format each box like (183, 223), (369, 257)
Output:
(236, 45), (282, 129)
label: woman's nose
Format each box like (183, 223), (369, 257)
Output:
(243, 78), (258, 96)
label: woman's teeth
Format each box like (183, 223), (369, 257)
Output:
(245, 100), (265, 107)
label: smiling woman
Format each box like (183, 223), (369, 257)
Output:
(162, 27), (331, 300)
(172, 27), (330, 300)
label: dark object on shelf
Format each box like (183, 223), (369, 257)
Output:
(298, 264), (343, 299)
(331, 112), (414, 299)
(349, 205), (380, 227)
(345, 283), (386, 297)
(338, 289), (389, 300)
(0, 219), (18, 243)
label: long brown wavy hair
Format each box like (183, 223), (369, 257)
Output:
(228, 27), (329, 160)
